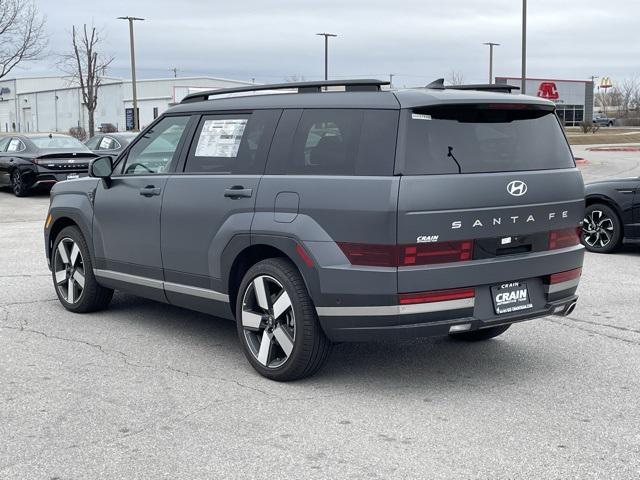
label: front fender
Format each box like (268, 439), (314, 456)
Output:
(45, 179), (100, 268)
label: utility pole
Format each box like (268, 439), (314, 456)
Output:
(483, 42), (500, 84)
(589, 75), (599, 120)
(521, 0), (527, 94)
(118, 16), (144, 131)
(316, 33), (337, 81)
(389, 73), (394, 89)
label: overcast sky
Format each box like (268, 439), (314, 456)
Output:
(17, 0), (640, 87)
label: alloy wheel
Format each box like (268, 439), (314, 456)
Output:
(583, 209), (614, 249)
(241, 275), (295, 369)
(53, 238), (86, 304)
(11, 171), (23, 195)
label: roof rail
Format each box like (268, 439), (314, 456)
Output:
(180, 79), (390, 104)
(424, 78), (520, 94)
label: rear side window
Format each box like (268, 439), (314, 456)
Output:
(7, 138), (25, 152)
(402, 105), (574, 175)
(266, 109), (398, 176)
(184, 110), (280, 174)
(99, 136), (120, 150)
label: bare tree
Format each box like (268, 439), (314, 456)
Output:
(0, 0), (47, 79)
(619, 77), (639, 115)
(59, 24), (113, 137)
(446, 70), (465, 86)
(596, 87), (622, 116)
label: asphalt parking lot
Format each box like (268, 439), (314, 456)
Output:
(1, 148), (639, 479)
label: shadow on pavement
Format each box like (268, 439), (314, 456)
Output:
(95, 292), (556, 390)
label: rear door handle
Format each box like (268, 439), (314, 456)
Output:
(139, 185), (161, 197)
(224, 186), (253, 199)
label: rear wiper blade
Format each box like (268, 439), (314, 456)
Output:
(447, 146), (462, 174)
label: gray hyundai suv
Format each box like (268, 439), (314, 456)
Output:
(44, 79), (585, 381)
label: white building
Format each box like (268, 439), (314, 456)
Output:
(0, 75), (254, 134)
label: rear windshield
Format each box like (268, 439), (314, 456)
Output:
(402, 104), (574, 175)
(31, 136), (87, 150)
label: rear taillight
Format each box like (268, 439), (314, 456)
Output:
(338, 241), (474, 267)
(399, 241), (473, 266)
(399, 287), (475, 305)
(548, 267), (582, 285)
(549, 227), (581, 250)
(337, 243), (397, 267)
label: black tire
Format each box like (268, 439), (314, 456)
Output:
(449, 324), (511, 341)
(52, 226), (113, 313)
(10, 169), (29, 197)
(235, 258), (331, 381)
(582, 203), (622, 254)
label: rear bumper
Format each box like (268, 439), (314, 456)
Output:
(311, 244), (584, 342)
(33, 170), (88, 186)
(318, 293), (578, 342)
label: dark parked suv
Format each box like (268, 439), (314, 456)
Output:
(44, 79), (585, 380)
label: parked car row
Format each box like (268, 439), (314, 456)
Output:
(0, 132), (138, 196)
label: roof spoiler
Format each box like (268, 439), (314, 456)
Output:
(426, 78), (520, 93)
(181, 79), (390, 103)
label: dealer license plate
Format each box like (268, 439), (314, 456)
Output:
(66, 173), (80, 180)
(491, 281), (533, 315)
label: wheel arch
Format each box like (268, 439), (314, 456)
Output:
(223, 236), (321, 316)
(46, 211), (94, 266)
(585, 194), (624, 218)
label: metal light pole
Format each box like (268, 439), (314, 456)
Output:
(521, 0), (527, 94)
(118, 16), (144, 131)
(483, 42), (500, 84)
(316, 33), (337, 81)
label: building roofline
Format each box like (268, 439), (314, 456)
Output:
(120, 75), (255, 85)
(496, 76), (593, 84)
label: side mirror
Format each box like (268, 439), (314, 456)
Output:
(89, 156), (113, 179)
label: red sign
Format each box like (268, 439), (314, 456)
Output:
(537, 82), (560, 100)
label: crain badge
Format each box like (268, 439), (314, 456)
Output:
(411, 113), (432, 121)
(417, 235), (439, 243)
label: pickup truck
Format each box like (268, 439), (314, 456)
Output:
(592, 114), (616, 127)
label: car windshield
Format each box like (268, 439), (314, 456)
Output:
(31, 136), (87, 150)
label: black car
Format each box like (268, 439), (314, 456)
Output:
(84, 132), (138, 156)
(0, 134), (96, 197)
(583, 178), (640, 252)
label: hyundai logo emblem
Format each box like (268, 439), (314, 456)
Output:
(507, 180), (528, 197)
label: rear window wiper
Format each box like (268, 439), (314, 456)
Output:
(447, 146), (462, 174)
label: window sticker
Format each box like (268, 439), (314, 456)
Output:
(195, 119), (247, 158)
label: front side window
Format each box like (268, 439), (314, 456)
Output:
(0, 137), (11, 152)
(84, 136), (101, 150)
(122, 116), (189, 175)
(402, 104), (574, 175)
(183, 110), (280, 174)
